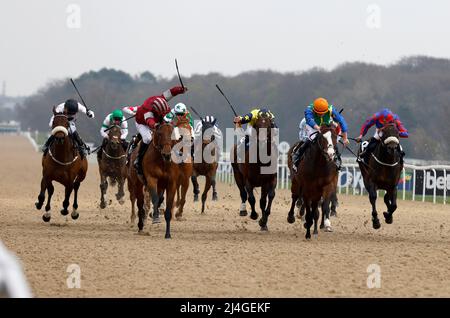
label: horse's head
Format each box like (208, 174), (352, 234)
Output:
(107, 125), (122, 151)
(316, 125), (338, 161)
(380, 123), (400, 153)
(173, 114), (192, 140)
(153, 123), (175, 162)
(201, 120), (216, 145)
(51, 106), (69, 144)
(254, 110), (274, 141)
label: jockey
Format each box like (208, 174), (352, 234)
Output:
(122, 86), (187, 175)
(356, 108), (408, 162)
(292, 97), (349, 172)
(163, 102), (195, 156)
(98, 109), (128, 160)
(193, 115), (223, 155)
(233, 108), (277, 149)
(43, 99), (95, 158)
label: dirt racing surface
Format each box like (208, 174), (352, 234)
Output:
(0, 135), (449, 297)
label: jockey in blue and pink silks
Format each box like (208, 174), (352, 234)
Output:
(356, 108), (408, 162)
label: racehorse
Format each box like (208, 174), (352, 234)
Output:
(288, 141), (338, 232)
(134, 123), (180, 238)
(231, 113), (278, 231)
(287, 125), (339, 239)
(171, 114), (193, 220)
(358, 123), (404, 229)
(35, 107), (88, 222)
(191, 119), (219, 214)
(97, 125), (127, 209)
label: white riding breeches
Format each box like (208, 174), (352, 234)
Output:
(374, 129), (383, 140)
(136, 123), (153, 144)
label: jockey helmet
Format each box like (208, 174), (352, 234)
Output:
(313, 98), (329, 115)
(64, 99), (79, 116)
(152, 97), (170, 116)
(112, 109), (123, 120)
(174, 103), (187, 115)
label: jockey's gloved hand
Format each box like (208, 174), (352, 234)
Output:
(356, 135), (363, 143)
(87, 110), (95, 118)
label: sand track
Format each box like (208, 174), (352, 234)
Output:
(0, 135), (449, 297)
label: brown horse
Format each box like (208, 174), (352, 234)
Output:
(231, 113), (278, 231)
(288, 141), (338, 231)
(35, 108), (88, 222)
(287, 125), (339, 239)
(191, 119), (219, 213)
(134, 123), (180, 238)
(126, 142), (151, 227)
(98, 125), (127, 209)
(358, 124), (403, 229)
(171, 114), (193, 220)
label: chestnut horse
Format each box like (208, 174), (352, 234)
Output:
(231, 113), (278, 231)
(171, 114), (193, 220)
(287, 125), (339, 239)
(98, 125), (127, 209)
(35, 108), (88, 222)
(358, 123), (404, 229)
(134, 123), (180, 238)
(191, 119), (219, 213)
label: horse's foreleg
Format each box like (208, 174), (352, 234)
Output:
(287, 191), (298, 224)
(304, 200), (313, 240)
(330, 191), (338, 217)
(320, 197), (332, 232)
(116, 177), (126, 205)
(164, 182), (177, 239)
(246, 184), (258, 221)
(176, 177), (190, 219)
(211, 174), (218, 201)
(368, 185), (380, 229)
(191, 175), (200, 202)
(312, 201), (320, 237)
(201, 176), (212, 214)
(35, 177), (47, 210)
(71, 180), (80, 220)
(61, 184), (73, 216)
(260, 184), (275, 231)
(99, 174), (108, 209)
(258, 186), (268, 230)
(383, 188), (397, 224)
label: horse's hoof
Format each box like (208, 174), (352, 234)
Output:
(313, 233), (318, 239)
(212, 193), (218, 201)
(383, 212), (393, 224)
(42, 213), (51, 222)
(250, 212), (258, 220)
(287, 215), (295, 224)
(260, 225), (268, 231)
(71, 211), (79, 220)
(60, 209), (69, 216)
(330, 210), (337, 217)
(325, 226), (333, 232)
(372, 219), (381, 230)
(100, 202), (106, 209)
(118, 199), (125, 205)
(305, 233), (311, 240)
(239, 210), (248, 217)
(193, 195), (199, 202)
(35, 202), (43, 210)
(152, 217), (161, 224)
(165, 234), (171, 239)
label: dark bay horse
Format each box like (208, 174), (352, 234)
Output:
(231, 113), (278, 231)
(35, 108), (88, 222)
(191, 119), (219, 214)
(134, 123), (180, 238)
(98, 125), (127, 209)
(288, 140), (338, 231)
(358, 124), (404, 229)
(287, 125), (339, 239)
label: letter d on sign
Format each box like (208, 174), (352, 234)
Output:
(66, 264), (81, 289)
(367, 264), (381, 289)
(66, 4), (81, 29)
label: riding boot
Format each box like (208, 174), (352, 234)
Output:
(72, 131), (89, 159)
(334, 146), (342, 171)
(42, 135), (55, 156)
(134, 142), (149, 176)
(292, 139), (311, 173)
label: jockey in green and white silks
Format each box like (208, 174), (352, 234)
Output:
(163, 103), (194, 135)
(98, 109), (129, 160)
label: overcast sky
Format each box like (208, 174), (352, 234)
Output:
(1, 0), (450, 96)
